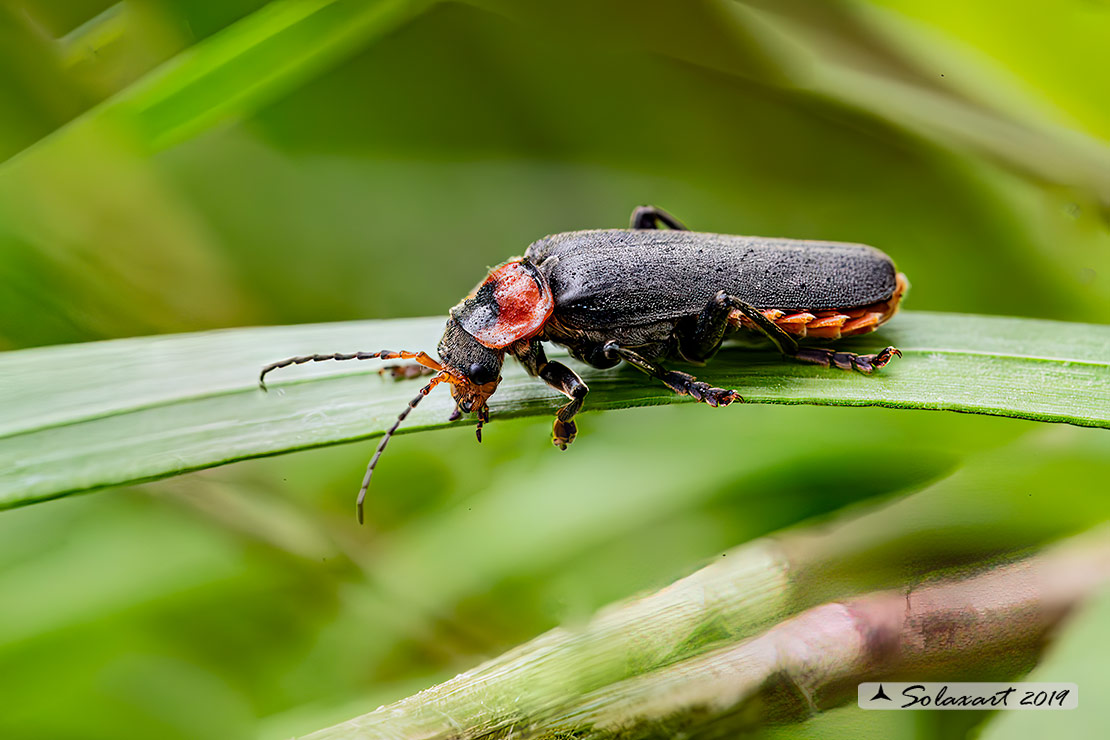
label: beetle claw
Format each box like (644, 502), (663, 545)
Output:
(866, 346), (901, 371)
(553, 418), (577, 449)
(717, 389), (743, 405)
(701, 385), (743, 406)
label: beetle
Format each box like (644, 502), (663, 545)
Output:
(260, 206), (907, 522)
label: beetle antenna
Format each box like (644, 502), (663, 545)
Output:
(259, 350), (442, 390)
(356, 373), (447, 524)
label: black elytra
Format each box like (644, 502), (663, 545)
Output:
(260, 206), (907, 522)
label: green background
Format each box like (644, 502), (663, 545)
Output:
(1, 1), (1107, 738)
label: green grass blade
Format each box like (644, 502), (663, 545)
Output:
(0, 311), (1107, 510)
(113, 0), (432, 152)
(2, 0), (432, 164)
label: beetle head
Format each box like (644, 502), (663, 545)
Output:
(437, 315), (504, 423)
(347, 286), (519, 524)
(347, 320), (504, 524)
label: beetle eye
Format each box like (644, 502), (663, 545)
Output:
(468, 362), (495, 385)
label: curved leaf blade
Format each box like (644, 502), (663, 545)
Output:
(0, 311), (1106, 510)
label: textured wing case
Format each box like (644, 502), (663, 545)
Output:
(526, 230), (898, 329)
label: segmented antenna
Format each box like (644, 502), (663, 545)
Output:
(258, 349), (451, 524)
(356, 373), (447, 524)
(258, 350), (442, 390)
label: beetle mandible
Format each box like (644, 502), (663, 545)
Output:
(260, 206), (907, 522)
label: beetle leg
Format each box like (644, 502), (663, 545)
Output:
(792, 345), (902, 374)
(602, 341), (741, 407)
(630, 205), (688, 230)
(514, 340), (589, 449)
(540, 361), (589, 450)
(510, 338), (546, 377)
(379, 363), (439, 380)
(724, 294), (900, 375)
(679, 291), (799, 362)
(720, 294), (801, 355)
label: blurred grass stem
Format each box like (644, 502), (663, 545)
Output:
(303, 523), (1109, 738)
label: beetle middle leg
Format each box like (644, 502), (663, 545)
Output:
(689, 291), (900, 374)
(601, 341), (741, 407)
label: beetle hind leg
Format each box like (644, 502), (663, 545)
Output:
(630, 205), (688, 230)
(602, 342), (742, 407)
(721, 293), (901, 375)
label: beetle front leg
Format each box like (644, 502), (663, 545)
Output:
(602, 342), (741, 407)
(722, 293), (900, 375)
(630, 205), (688, 230)
(539, 361), (589, 450)
(514, 340), (589, 449)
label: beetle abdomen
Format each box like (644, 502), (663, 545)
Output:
(527, 230), (899, 330)
(731, 271), (908, 340)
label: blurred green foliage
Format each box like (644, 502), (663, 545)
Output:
(0, 1), (1108, 738)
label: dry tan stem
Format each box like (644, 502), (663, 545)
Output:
(550, 526), (1110, 738)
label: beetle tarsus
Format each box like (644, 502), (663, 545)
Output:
(553, 418), (577, 449)
(662, 371), (743, 406)
(604, 343), (743, 407)
(793, 345), (902, 374)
